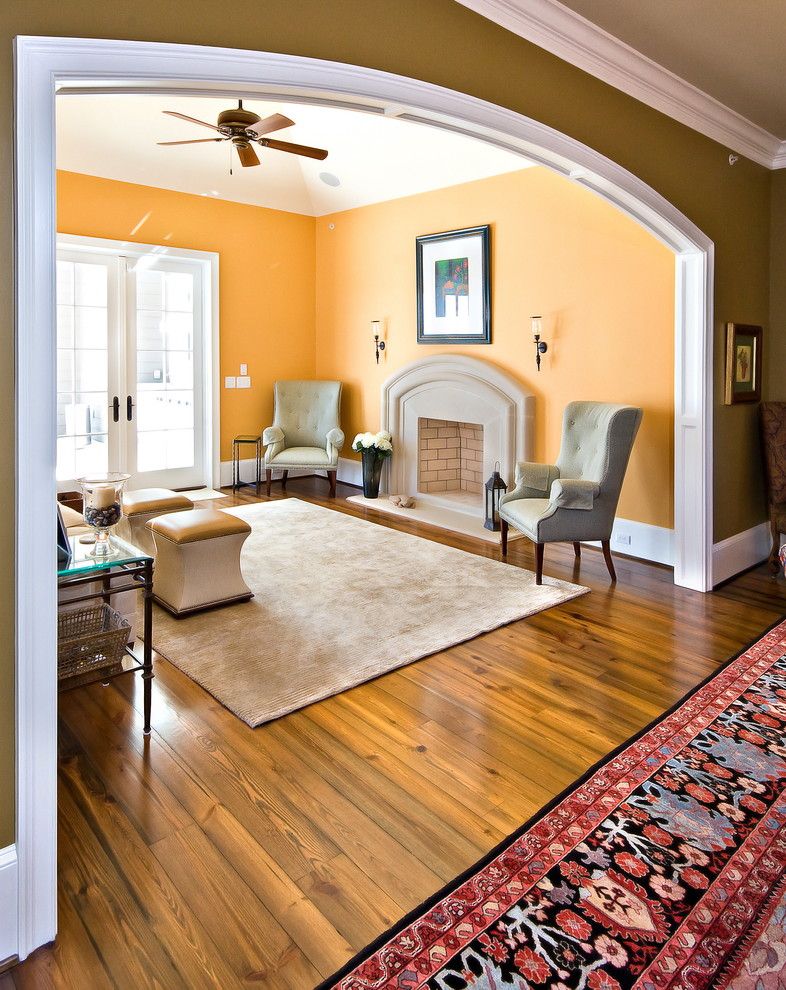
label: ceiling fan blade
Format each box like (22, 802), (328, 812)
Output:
(157, 138), (225, 145)
(260, 138), (329, 160)
(163, 110), (221, 132)
(246, 112), (295, 138)
(236, 143), (260, 167)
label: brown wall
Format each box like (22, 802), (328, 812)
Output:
(0, 0), (776, 847)
(769, 171), (786, 402)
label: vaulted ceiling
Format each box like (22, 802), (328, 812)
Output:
(56, 94), (531, 215)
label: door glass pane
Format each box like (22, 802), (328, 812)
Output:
(56, 259), (109, 482)
(135, 268), (196, 472)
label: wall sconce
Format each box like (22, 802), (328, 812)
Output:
(531, 315), (547, 371)
(372, 320), (386, 364)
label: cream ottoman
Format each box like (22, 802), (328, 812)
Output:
(118, 488), (194, 556)
(147, 509), (253, 616)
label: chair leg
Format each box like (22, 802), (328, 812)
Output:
(573, 541), (581, 558)
(281, 470), (288, 491)
(328, 470), (337, 498)
(601, 539), (617, 582)
(535, 542), (544, 585)
(265, 469), (272, 498)
(769, 513), (781, 573)
(501, 519), (508, 556)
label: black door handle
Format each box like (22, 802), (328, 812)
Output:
(112, 396), (120, 423)
(126, 395), (135, 422)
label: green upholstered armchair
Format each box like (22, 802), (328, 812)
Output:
(262, 380), (345, 497)
(500, 401), (643, 584)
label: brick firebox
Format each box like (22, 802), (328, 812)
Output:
(417, 418), (484, 495)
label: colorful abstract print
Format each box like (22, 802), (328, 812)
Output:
(322, 623), (786, 990)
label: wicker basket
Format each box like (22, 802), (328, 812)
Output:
(58, 603), (131, 688)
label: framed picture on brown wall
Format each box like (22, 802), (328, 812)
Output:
(724, 322), (763, 404)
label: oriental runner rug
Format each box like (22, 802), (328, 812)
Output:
(318, 620), (786, 990)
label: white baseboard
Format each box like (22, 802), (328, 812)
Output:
(712, 522), (772, 586)
(337, 456), (363, 488)
(0, 845), (18, 963)
(585, 518), (675, 567)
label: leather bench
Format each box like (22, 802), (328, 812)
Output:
(117, 488), (194, 556)
(147, 509), (253, 616)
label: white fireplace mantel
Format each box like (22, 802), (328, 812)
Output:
(380, 354), (534, 514)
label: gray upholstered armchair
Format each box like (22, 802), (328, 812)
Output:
(262, 380), (344, 497)
(500, 401), (643, 584)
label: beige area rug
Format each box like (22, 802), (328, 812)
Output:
(148, 499), (588, 727)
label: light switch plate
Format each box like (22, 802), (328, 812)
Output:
(225, 376), (236, 389)
(236, 376), (251, 389)
(239, 363), (248, 376)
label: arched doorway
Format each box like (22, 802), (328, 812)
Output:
(13, 37), (712, 957)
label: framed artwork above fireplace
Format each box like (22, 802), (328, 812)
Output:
(416, 225), (490, 345)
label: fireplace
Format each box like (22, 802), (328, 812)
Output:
(381, 355), (534, 518)
(418, 419), (484, 504)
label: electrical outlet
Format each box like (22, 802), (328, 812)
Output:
(615, 532), (632, 546)
(225, 376), (236, 389)
(239, 363), (248, 376)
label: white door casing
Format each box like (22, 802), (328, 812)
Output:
(13, 36), (713, 959)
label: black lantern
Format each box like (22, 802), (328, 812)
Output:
(484, 463), (507, 531)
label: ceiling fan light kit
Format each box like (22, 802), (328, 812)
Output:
(157, 100), (329, 168)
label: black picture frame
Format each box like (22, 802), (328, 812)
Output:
(416, 225), (491, 345)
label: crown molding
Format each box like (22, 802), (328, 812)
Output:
(455, 0), (786, 169)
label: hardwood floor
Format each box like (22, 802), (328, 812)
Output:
(9, 477), (786, 988)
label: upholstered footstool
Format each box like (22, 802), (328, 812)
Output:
(117, 488), (194, 556)
(147, 509), (253, 616)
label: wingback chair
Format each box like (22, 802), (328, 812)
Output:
(760, 401), (786, 571)
(262, 380), (344, 497)
(500, 401), (643, 584)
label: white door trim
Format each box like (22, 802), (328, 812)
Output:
(13, 35), (713, 958)
(55, 233), (220, 492)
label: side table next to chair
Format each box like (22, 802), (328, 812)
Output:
(232, 434), (262, 494)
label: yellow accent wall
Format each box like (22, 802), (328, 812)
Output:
(316, 168), (675, 529)
(0, 0), (776, 848)
(56, 170), (317, 461)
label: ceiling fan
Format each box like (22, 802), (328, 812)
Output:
(157, 100), (329, 168)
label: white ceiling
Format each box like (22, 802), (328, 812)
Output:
(56, 94), (531, 215)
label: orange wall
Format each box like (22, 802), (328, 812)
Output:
(316, 168), (675, 529)
(56, 170), (316, 460)
(58, 167), (674, 528)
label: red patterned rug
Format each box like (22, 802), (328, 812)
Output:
(318, 620), (786, 990)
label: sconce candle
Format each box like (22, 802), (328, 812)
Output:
(372, 320), (386, 363)
(531, 315), (548, 372)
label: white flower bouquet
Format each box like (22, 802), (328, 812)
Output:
(352, 430), (394, 459)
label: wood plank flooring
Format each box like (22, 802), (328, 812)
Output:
(8, 478), (786, 988)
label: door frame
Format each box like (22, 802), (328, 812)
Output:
(56, 233), (220, 493)
(13, 36), (713, 958)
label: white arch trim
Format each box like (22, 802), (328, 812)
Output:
(13, 36), (713, 957)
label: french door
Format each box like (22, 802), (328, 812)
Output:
(56, 240), (208, 491)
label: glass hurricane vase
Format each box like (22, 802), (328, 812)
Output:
(77, 473), (131, 558)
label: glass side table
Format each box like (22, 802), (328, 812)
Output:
(232, 434), (262, 493)
(58, 535), (154, 734)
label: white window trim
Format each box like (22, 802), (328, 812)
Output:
(56, 232), (220, 493)
(13, 36), (713, 960)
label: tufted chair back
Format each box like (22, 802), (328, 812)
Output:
(272, 380), (342, 448)
(761, 402), (786, 506)
(556, 401), (643, 518)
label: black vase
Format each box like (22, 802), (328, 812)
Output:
(361, 449), (384, 498)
